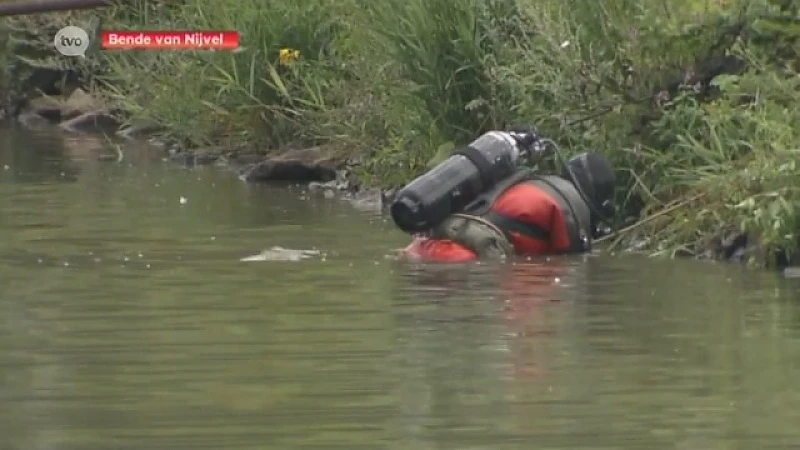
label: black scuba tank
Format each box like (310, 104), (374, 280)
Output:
(390, 131), (532, 234)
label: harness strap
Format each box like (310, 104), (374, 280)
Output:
(454, 145), (498, 187)
(463, 168), (534, 216)
(532, 176), (591, 253)
(483, 210), (550, 243)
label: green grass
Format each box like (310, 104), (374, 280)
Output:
(2, 0), (799, 266)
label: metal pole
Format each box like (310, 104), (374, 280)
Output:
(0, 0), (113, 17)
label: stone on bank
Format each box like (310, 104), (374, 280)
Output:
(15, 87), (121, 132)
(237, 146), (339, 183)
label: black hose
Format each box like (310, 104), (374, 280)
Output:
(540, 138), (617, 234)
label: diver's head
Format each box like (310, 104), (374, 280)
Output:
(561, 152), (616, 227)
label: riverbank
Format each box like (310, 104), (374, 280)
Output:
(1, 0), (798, 268)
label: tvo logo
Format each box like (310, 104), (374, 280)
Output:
(54, 26), (90, 57)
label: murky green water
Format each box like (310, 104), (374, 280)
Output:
(1, 122), (800, 449)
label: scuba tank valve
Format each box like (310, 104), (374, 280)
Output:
(390, 129), (546, 234)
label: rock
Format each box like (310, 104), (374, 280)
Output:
(345, 188), (384, 212)
(96, 154), (118, 162)
(59, 109), (121, 133)
(168, 148), (222, 166)
(228, 152), (265, 169)
(240, 146), (340, 183)
(116, 120), (164, 140)
(381, 189), (397, 208)
(783, 267), (800, 278)
(701, 229), (776, 266)
(308, 180), (339, 191)
(306, 164), (367, 195)
(704, 230), (747, 262)
(307, 181), (340, 203)
(22, 95), (65, 122)
(148, 138), (170, 149)
(64, 88), (103, 117)
(336, 166), (364, 193)
(193, 149), (224, 166)
(774, 247), (800, 269)
(20, 88), (105, 123)
(720, 232), (749, 262)
(17, 110), (52, 129)
(167, 152), (193, 165)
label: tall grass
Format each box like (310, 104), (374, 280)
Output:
(99, 0), (351, 148)
(367, 0), (522, 143)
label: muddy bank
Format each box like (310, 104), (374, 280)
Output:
(0, 8), (382, 208)
(8, 88), (795, 273)
(3, 87), (390, 213)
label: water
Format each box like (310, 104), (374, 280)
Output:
(1, 122), (800, 449)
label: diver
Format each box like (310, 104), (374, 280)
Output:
(390, 126), (617, 262)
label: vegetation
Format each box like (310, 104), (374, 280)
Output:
(0, 0), (798, 266)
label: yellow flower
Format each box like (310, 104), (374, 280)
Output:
(279, 48), (300, 65)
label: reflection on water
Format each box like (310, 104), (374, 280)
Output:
(1, 122), (800, 449)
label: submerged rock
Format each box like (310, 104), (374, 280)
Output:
(240, 246), (321, 262)
(167, 147), (224, 166)
(22, 95), (67, 122)
(346, 188), (385, 212)
(59, 109), (121, 133)
(16, 110), (52, 129)
(239, 146), (339, 183)
(308, 171), (351, 192)
(701, 230), (775, 266)
(782, 267), (800, 278)
(116, 120), (164, 140)
(381, 188), (397, 207)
